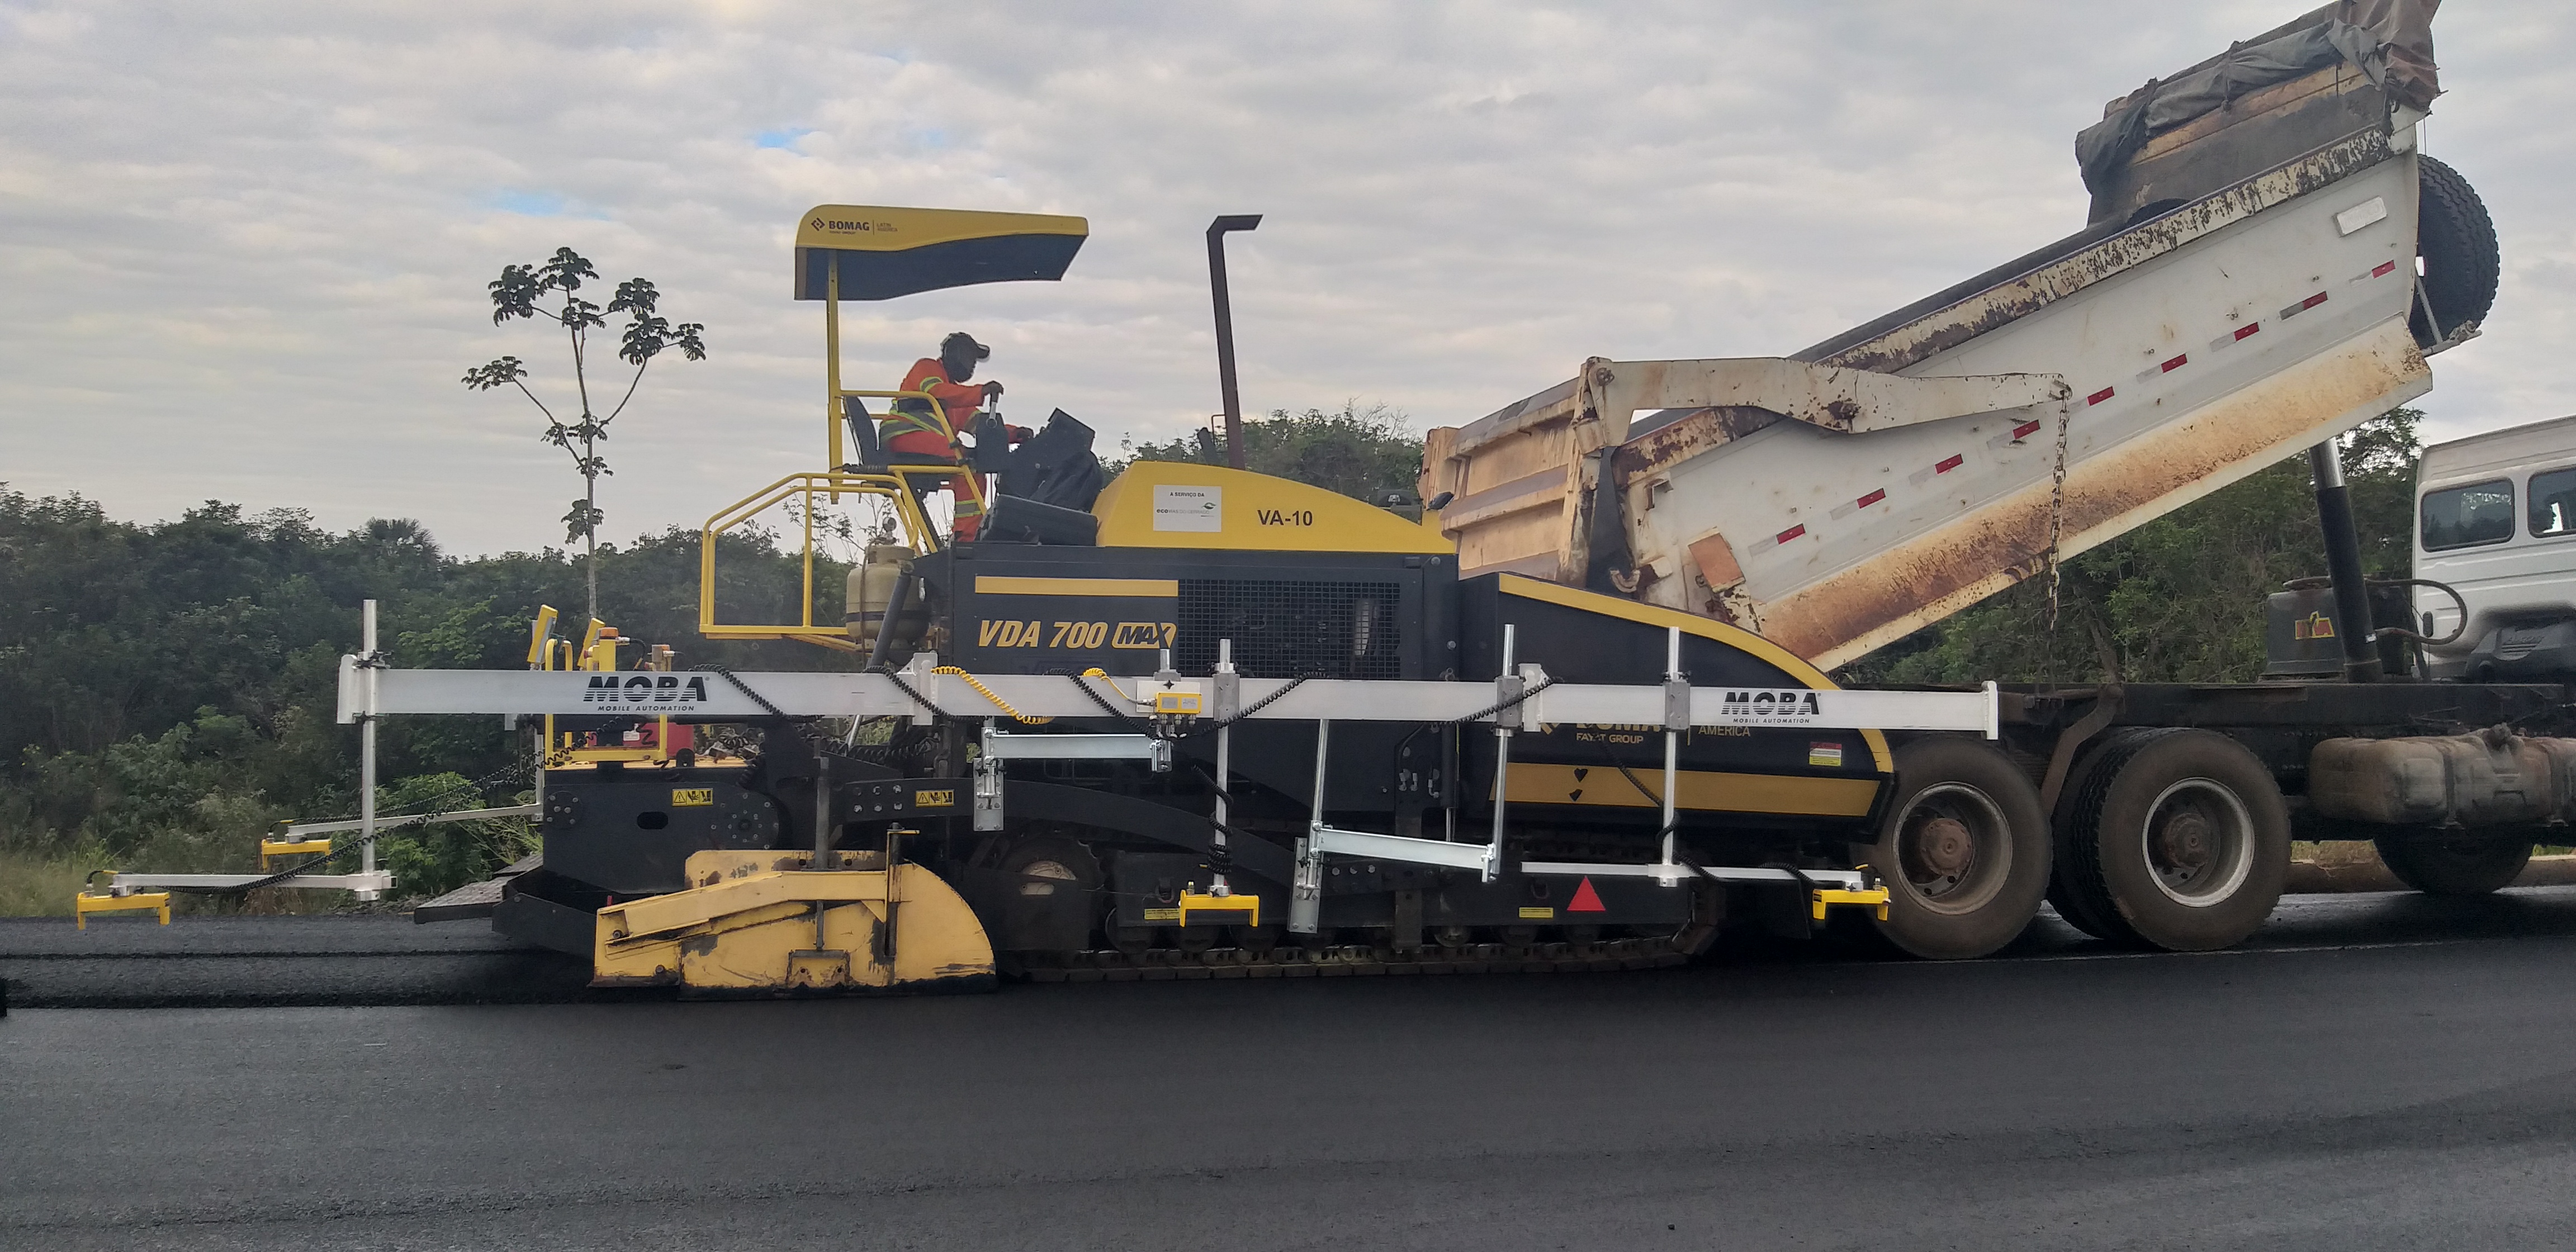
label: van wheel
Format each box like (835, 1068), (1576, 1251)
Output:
(2055, 729), (2288, 951)
(1864, 738), (2051, 960)
(2375, 834), (2532, 897)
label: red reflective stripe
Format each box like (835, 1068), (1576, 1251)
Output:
(2012, 420), (2042, 439)
(2161, 353), (2188, 372)
(2302, 291), (2329, 309)
(1856, 488), (1886, 508)
(1775, 524), (1806, 544)
(2234, 323), (2261, 340)
(2087, 386), (2115, 406)
(1934, 454), (1964, 473)
(2372, 260), (2398, 278)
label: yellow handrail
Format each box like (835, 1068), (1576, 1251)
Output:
(698, 469), (948, 649)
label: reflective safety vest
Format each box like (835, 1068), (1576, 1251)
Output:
(891, 358), (984, 442)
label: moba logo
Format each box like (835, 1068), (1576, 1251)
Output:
(1717, 689), (1822, 718)
(582, 674), (714, 705)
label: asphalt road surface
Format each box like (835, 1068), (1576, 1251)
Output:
(7, 891), (2576, 1250)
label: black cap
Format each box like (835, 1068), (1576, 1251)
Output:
(941, 331), (990, 360)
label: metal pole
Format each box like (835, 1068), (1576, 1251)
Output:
(1661, 626), (1681, 875)
(1205, 214), (1262, 470)
(2309, 440), (2384, 683)
(825, 257), (844, 470)
(1212, 638), (1234, 896)
(1289, 715), (1330, 934)
(359, 600), (378, 900)
(1309, 716), (1332, 828)
(1486, 624), (1516, 883)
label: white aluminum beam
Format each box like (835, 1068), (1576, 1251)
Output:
(344, 665), (1997, 737)
(108, 871), (396, 894)
(982, 733), (1160, 761)
(1310, 826), (1497, 873)
(280, 804), (537, 838)
(1519, 860), (1869, 889)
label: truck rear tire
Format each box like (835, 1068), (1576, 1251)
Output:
(2374, 834), (2532, 897)
(2412, 154), (2499, 345)
(2053, 729), (2288, 951)
(1865, 737), (2051, 960)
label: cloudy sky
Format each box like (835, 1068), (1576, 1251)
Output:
(4, 1), (2570, 555)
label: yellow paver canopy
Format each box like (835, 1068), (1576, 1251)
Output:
(794, 205), (1088, 301)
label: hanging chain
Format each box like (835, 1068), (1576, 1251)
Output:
(2044, 395), (2073, 631)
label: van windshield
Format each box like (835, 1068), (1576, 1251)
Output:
(2421, 479), (2515, 550)
(2530, 468), (2576, 538)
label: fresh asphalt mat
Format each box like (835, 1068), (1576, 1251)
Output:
(6, 890), (2576, 1249)
(12, 885), (2576, 1007)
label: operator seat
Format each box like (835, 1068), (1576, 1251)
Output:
(840, 396), (966, 471)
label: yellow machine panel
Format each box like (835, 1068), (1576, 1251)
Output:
(1092, 462), (1455, 554)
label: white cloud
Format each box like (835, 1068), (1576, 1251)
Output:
(2, 0), (2569, 553)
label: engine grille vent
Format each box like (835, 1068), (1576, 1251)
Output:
(1176, 579), (1404, 679)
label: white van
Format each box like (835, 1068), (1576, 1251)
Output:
(2416, 414), (2576, 679)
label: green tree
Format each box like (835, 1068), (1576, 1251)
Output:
(1847, 408), (2424, 685)
(1118, 402), (1423, 505)
(462, 248), (708, 624)
(0, 487), (849, 913)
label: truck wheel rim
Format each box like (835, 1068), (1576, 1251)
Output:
(1895, 782), (2011, 915)
(2141, 779), (2254, 907)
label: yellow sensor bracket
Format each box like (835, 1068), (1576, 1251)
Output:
(525, 605), (560, 667)
(261, 837), (333, 860)
(75, 890), (172, 929)
(1811, 886), (1891, 922)
(1177, 891), (1259, 928)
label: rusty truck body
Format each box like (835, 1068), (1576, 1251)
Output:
(1420, 1), (2478, 672)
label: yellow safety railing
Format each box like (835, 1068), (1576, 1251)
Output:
(699, 469), (946, 650)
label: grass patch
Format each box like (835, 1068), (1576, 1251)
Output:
(0, 844), (108, 917)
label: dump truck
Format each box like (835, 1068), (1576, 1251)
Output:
(305, 0), (2576, 995)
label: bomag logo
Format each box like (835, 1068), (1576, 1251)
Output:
(1717, 688), (1823, 720)
(813, 217), (893, 233)
(581, 674), (713, 705)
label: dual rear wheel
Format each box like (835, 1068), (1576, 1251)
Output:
(1867, 730), (2291, 958)
(2048, 729), (2289, 952)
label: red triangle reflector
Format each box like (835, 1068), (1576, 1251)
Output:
(1567, 877), (1606, 913)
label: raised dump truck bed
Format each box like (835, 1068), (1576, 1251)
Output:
(1420, 2), (2488, 671)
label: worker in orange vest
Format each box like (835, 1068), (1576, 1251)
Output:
(889, 333), (1026, 541)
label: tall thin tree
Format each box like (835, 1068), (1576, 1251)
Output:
(462, 247), (706, 624)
